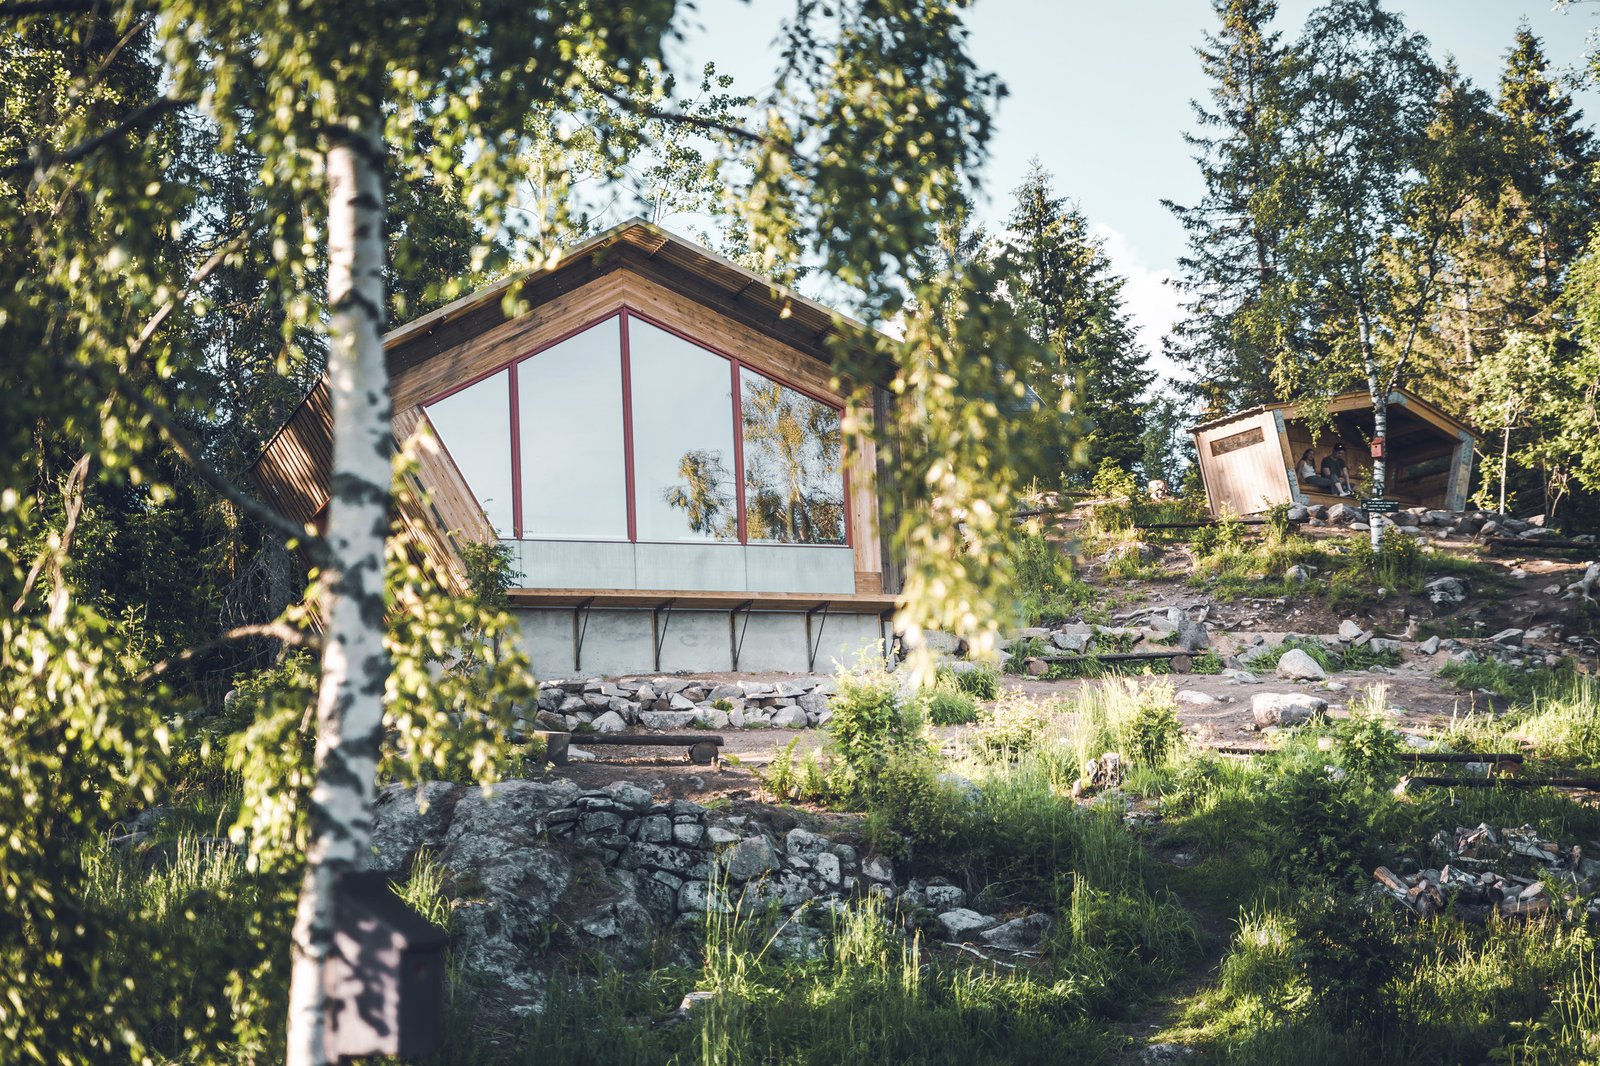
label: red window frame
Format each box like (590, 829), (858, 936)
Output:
(419, 305), (852, 549)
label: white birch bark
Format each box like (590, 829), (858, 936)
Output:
(286, 116), (391, 1066)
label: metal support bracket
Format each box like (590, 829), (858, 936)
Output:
(728, 601), (755, 672)
(651, 599), (676, 673)
(572, 597), (595, 673)
(805, 602), (831, 673)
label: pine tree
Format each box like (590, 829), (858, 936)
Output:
(1165, 0), (1290, 416)
(1002, 162), (1152, 480)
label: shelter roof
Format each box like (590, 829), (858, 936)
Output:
(1189, 388), (1477, 441)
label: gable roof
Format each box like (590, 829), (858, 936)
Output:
(384, 218), (888, 386)
(1190, 388), (1477, 441)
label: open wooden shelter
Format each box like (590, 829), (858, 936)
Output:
(251, 219), (904, 676)
(1189, 389), (1476, 517)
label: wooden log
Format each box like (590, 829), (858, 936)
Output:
(1208, 746), (1523, 764)
(1396, 775), (1600, 793)
(1373, 866), (1409, 893)
(583, 734), (725, 747)
(1482, 536), (1594, 553)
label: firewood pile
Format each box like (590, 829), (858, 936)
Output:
(1371, 823), (1600, 923)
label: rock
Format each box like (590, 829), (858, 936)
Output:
(591, 710), (627, 733)
(1175, 689), (1219, 707)
(1222, 669), (1259, 684)
(785, 827), (829, 858)
(605, 782), (655, 811)
(1050, 626), (1092, 653)
(1490, 628), (1525, 646)
(1425, 576), (1469, 605)
(1176, 620), (1210, 652)
(1350, 521), (1370, 532)
(1142, 1044), (1195, 1064)
(1543, 584), (1563, 596)
(1252, 692), (1328, 729)
(1286, 505), (1310, 522)
(1338, 619), (1366, 642)
(862, 855), (895, 883)
(979, 913), (1053, 951)
(1367, 638), (1403, 657)
(1328, 503), (1362, 524)
(641, 710), (698, 731)
(924, 882), (967, 910)
(936, 908), (997, 940)
(1418, 635), (1441, 655)
(1023, 657), (1049, 677)
(1285, 564), (1310, 583)
(1275, 648), (1327, 681)
(797, 691), (830, 717)
(723, 837), (780, 882)
(771, 706), (809, 729)
(707, 684), (743, 702)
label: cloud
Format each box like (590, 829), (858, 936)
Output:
(1089, 223), (1188, 392)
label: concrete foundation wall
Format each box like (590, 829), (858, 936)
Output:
(513, 606), (888, 678)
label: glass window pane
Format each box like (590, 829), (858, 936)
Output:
(518, 317), (628, 538)
(740, 369), (845, 545)
(629, 319), (738, 541)
(423, 370), (513, 536)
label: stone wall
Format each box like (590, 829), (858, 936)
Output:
(368, 779), (1050, 1022)
(526, 675), (837, 734)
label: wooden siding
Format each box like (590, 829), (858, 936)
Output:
(251, 378), (332, 525)
(1192, 411), (1291, 516)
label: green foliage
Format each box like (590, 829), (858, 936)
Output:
(1191, 649), (1225, 675)
(924, 687), (980, 726)
(394, 848), (454, 931)
(1248, 637), (1339, 674)
(938, 665), (999, 701)
(825, 661), (924, 803)
(1128, 693), (1183, 769)
(972, 693), (1054, 761)
(1291, 893), (1410, 1030)
(1338, 705), (1403, 786)
(1011, 531), (1095, 626)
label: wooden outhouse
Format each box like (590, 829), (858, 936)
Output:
(1189, 389), (1476, 517)
(251, 220), (901, 676)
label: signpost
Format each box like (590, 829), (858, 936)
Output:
(1363, 497), (1401, 518)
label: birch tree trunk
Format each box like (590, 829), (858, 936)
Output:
(286, 116), (391, 1066)
(1358, 308), (1386, 549)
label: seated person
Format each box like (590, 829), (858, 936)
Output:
(1320, 443), (1355, 497)
(1297, 448), (1334, 490)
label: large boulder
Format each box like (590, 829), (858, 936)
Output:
(1425, 576), (1469, 605)
(980, 913), (1053, 951)
(1275, 647), (1327, 681)
(771, 705), (809, 729)
(1327, 503), (1363, 524)
(936, 908), (998, 940)
(1252, 692), (1328, 729)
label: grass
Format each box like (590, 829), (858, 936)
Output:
(1244, 636), (1402, 674)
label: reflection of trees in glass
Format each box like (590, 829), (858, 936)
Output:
(742, 375), (845, 544)
(663, 448), (737, 539)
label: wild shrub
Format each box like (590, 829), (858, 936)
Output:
(938, 665), (999, 701)
(1337, 703), (1403, 786)
(865, 749), (968, 854)
(925, 687), (979, 726)
(1128, 690), (1182, 769)
(1263, 767), (1379, 889)
(1190, 649), (1224, 675)
(1012, 531), (1094, 625)
(1003, 634), (1049, 674)
(1293, 893), (1411, 1030)
(972, 693), (1053, 761)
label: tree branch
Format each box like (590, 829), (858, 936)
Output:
(582, 74), (765, 146)
(13, 95), (193, 182)
(140, 622), (321, 682)
(12, 452), (91, 617)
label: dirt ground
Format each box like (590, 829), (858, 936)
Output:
(545, 539), (1595, 802)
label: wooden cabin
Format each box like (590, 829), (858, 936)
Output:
(251, 220), (901, 676)
(1190, 389), (1476, 517)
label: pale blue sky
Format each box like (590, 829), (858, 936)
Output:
(665, 1), (1599, 380)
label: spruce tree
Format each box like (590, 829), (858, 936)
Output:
(1002, 161), (1152, 480)
(1165, 0), (1290, 416)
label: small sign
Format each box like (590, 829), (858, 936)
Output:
(1363, 498), (1402, 515)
